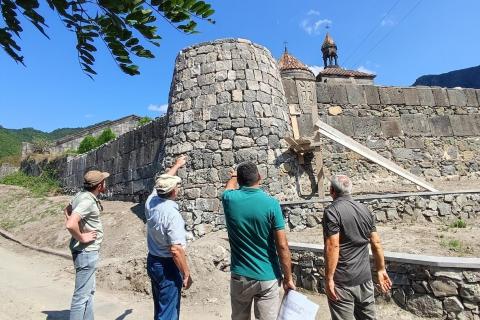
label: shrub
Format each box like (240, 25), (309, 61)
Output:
(95, 128), (116, 146)
(450, 219), (467, 228)
(78, 135), (97, 154)
(32, 138), (52, 153)
(0, 171), (59, 197)
(138, 116), (153, 126)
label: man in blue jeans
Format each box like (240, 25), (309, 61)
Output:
(65, 170), (109, 320)
(145, 155), (193, 320)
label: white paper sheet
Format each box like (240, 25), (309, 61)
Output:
(277, 290), (319, 320)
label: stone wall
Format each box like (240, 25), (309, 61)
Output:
(290, 243), (480, 319)
(0, 163), (18, 179)
(281, 191), (480, 230)
(21, 115), (141, 158)
(282, 81), (480, 193)
(58, 117), (168, 202)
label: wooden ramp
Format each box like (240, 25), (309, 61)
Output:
(314, 120), (438, 192)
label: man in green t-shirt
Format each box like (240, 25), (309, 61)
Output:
(222, 161), (295, 320)
(65, 170), (109, 320)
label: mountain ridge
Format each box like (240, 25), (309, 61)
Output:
(413, 65), (480, 89)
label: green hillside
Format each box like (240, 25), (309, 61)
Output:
(0, 124), (95, 165)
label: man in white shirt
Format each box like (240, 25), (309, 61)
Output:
(145, 155), (192, 320)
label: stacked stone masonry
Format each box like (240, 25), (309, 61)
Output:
(59, 117), (168, 202)
(291, 247), (480, 319)
(162, 39), (300, 236)
(281, 191), (480, 230)
(281, 82), (480, 192)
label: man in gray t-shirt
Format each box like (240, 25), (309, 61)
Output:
(323, 175), (392, 320)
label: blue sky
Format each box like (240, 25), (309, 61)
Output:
(1, 0), (479, 131)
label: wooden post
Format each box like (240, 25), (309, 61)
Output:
(314, 148), (325, 199)
(288, 104), (301, 140)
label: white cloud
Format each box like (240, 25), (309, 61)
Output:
(148, 103), (168, 114)
(357, 66), (376, 74)
(300, 17), (332, 35)
(308, 65), (324, 75)
(381, 18), (396, 27)
(307, 9), (320, 16)
(84, 114), (94, 118)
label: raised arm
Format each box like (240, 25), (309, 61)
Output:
(370, 231), (392, 293)
(324, 233), (340, 301)
(274, 229), (296, 291)
(166, 155), (187, 176)
(225, 168), (238, 190)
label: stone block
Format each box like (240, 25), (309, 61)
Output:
(326, 116), (354, 136)
(316, 83), (330, 103)
(404, 88), (420, 105)
(405, 138), (425, 149)
(464, 88), (479, 107)
(353, 117), (381, 137)
(380, 118), (402, 137)
(463, 271), (480, 283)
(328, 84), (348, 104)
(406, 295), (443, 318)
(430, 279), (458, 297)
(460, 284), (480, 303)
(379, 87), (405, 105)
(447, 88), (467, 106)
(362, 85), (380, 105)
(432, 87), (450, 107)
(450, 115), (480, 136)
(282, 78), (298, 104)
(401, 114), (432, 136)
(430, 116), (453, 136)
(345, 84), (366, 105)
(392, 148), (415, 160)
(477, 89), (480, 105)
(443, 296), (464, 313)
(417, 87), (435, 106)
(298, 114), (314, 137)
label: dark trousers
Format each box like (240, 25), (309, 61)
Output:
(147, 254), (183, 320)
(328, 280), (376, 320)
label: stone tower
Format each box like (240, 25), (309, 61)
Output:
(163, 39), (300, 236)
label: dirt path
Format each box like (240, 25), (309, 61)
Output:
(0, 237), (152, 320)
(0, 236), (430, 320)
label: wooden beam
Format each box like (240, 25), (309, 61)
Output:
(288, 105), (301, 139)
(314, 120), (438, 192)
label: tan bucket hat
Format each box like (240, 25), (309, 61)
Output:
(84, 170), (110, 187)
(155, 174), (181, 194)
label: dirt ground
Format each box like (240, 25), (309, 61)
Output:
(1, 184), (473, 319)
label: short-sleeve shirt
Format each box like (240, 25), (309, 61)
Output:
(222, 187), (285, 281)
(322, 195), (376, 287)
(69, 191), (104, 252)
(145, 189), (186, 258)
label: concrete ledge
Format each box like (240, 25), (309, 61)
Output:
(281, 189), (480, 206)
(289, 242), (480, 269)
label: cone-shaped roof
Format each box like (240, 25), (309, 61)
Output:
(322, 32), (336, 49)
(278, 48), (311, 72)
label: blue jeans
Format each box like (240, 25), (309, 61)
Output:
(147, 254), (183, 320)
(70, 250), (99, 320)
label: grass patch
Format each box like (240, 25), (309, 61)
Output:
(449, 219), (467, 228)
(0, 171), (60, 197)
(440, 239), (463, 252)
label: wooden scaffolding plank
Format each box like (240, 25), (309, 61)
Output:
(314, 120), (438, 192)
